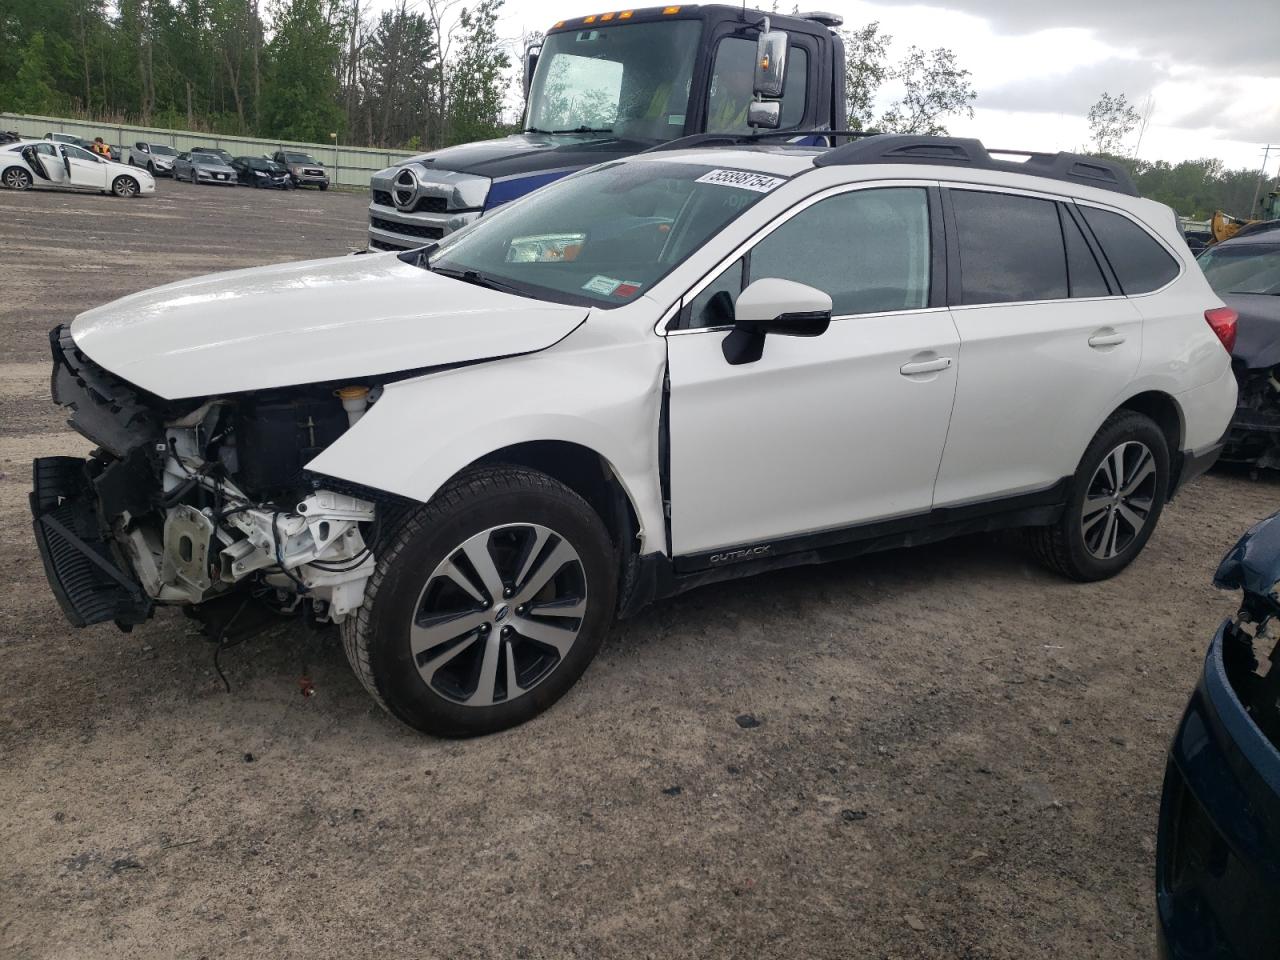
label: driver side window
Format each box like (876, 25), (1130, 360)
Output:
(707, 38), (808, 134)
(65, 144), (98, 162)
(682, 187), (933, 329)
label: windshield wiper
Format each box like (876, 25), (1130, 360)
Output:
(431, 266), (522, 295)
(524, 126), (614, 135)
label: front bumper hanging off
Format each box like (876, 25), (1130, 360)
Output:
(30, 456), (152, 629)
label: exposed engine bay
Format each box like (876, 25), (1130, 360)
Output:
(32, 326), (381, 630)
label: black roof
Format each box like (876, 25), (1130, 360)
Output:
(648, 131), (1138, 197)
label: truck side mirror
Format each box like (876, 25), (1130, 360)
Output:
(753, 30), (788, 99)
(523, 44), (541, 100)
(747, 100), (781, 129)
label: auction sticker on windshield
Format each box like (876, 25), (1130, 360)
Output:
(695, 169), (787, 192)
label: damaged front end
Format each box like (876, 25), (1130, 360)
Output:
(31, 326), (381, 631)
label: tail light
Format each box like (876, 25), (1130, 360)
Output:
(1205, 307), (1238, 354)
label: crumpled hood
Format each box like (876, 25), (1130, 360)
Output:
(1215, 510), (1280, 620)
(1225, 293), (1280, 369)
(70, 253), (588, 399)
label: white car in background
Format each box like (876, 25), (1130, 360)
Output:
(1, 139), (155, 197)
(129, 141), (179, 176)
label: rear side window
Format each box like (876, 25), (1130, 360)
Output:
(951, 191), (1067, 304)
(1079, 206), (1180, 294)
(1060, 207), (1110, 298)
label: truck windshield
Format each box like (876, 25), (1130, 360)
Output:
(429, 159), (785, 308)
(525, 20), (702, 142)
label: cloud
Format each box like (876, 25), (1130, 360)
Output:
(868, 0), (1280, 74)
(981, 58), (1166, 115)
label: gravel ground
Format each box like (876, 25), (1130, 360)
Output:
(0, 178), (1272, 959)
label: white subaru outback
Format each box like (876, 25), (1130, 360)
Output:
(32, 134), (1237, 736)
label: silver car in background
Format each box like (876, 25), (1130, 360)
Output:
(130, 142), (178, 177)
(173, 151), (236, 185)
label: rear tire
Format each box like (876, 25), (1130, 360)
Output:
(2, 166), (32, 190)
(341, 466), (616, 736)
(1026, 410), (1169, 581)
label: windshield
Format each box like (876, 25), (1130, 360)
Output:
(526, 20), (701, 142)
(284, 152), (316, 163)
(150, 145), (177, 156)
(430, 159), (784, 308)
(195, 150), (232, 163)
(1200, 244), (1280, 296)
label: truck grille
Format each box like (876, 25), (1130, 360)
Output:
(372, 189), (393, 206)
(370, 217), (443, 241)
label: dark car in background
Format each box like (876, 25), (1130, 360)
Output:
(1199, 230), (1280, 468)
(231, 155), (291, 189)
(271, 150), (329, 190)
(1157, 511), (1280, 959)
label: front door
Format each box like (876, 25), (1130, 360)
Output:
(666, 183), (960, 558)
(62, 144), (107, 190)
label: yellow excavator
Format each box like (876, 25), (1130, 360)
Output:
(1211, 189), (1280, 243)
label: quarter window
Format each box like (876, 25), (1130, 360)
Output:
(707, 38), (808, 133)
(1079, 206), (1180, 295)
(952, 190), (1067, 304)
(749, 187), (931, 315)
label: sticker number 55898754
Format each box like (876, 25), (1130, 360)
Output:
(695, 169), (787, 193)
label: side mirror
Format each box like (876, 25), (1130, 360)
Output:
(753, 29), (788, 99)
(523, 44), (541, 100)
(747, 100), (781, 129)
(723, 278), (832, 365)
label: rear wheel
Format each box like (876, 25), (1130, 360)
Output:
(111, 175), (139, 197)
(341, 466), (616, 736)
(1027, 410), (1169, 581)
(2, 167), (32, 190)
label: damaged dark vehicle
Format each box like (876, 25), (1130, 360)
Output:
(1200, 229), (1280, 468)
(1156, 511), (1280, 959)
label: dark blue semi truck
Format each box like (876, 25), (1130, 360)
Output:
(367, 4), (848, 250)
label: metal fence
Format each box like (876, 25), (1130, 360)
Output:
(0, 112), (418, 188)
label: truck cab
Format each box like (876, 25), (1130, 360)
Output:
(367, 3), (847, 250)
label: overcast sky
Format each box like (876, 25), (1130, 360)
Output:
(415, 0), (1280, 171)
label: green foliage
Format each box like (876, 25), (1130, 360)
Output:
(1097, 152), (1280, 220)
(9, 33), (65, 114)
(258, 0), (345, 142)
(444, 0), (510, 147)
(1087, 92), (1141, 156)
(839, 24), (976, 135)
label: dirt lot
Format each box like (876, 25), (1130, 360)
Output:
(0, 178), (1273, 959)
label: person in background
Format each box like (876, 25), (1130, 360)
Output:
(91, 137), (111, 158)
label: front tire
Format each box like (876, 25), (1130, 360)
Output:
(319, 182), (328, 191)
(111, 175), (139, 197)
(1027, 410), (1169, 581)
(342, 466), (617, 736)
(3, 167), (32, 190)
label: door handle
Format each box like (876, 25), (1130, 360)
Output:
(900, 357), (953, 376)
(1088, 332), (1126, 348)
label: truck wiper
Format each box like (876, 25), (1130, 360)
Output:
(431, 266), (522, 294)
(524, 126), (614, 135)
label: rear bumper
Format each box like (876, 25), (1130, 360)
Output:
(30, 456), (151, 629)
(1156, 621), (1280, 959)
(1171, 440), (1224, 496)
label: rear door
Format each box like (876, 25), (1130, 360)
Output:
(666, 181), (960, 557)
(25, 142), (65, 185)
(932, 186), (1143, 507)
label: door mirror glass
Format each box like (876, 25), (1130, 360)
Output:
(753, 30), (788, 98)
(746, 100), (781, 129)
(723, 278), (831, 365)
(522, 44), (541, 100)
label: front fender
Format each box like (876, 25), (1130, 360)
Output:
(306, 335), (669, 554)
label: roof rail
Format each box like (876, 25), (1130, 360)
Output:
(643, 130), (880, 154)
(812, 134), (1138, 196)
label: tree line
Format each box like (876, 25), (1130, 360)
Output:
(0, 0), (512, 148)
